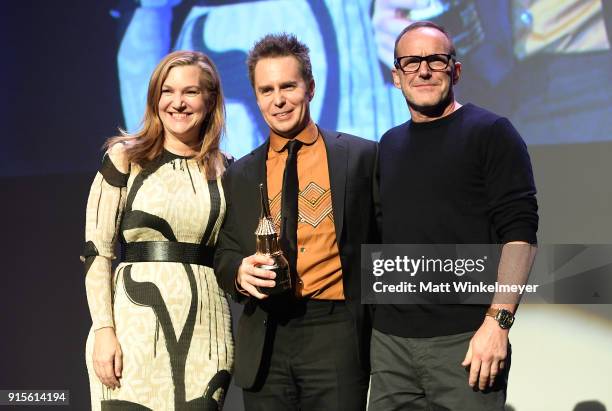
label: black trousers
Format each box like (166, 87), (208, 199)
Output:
(368, 329), (510, 411)
(243, 300), (368, 411)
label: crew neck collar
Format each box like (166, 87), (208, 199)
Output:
(409, 103), (471, 130)
(162, 147), (195, 159)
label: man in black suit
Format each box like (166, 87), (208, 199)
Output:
(214, 33), (378, 410)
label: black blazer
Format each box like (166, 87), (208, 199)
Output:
(214, 128), (380, 389)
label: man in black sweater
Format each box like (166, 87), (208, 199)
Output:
(368, 22), (538, 411)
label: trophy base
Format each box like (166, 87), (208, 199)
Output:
(256, 264), (292, 296)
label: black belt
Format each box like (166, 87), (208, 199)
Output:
(122, 241), (214, 267)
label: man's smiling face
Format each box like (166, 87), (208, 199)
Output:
(392, 27), (461, 116)
(253, 56), (314, 138)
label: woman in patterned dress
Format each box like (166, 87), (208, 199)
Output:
(81, 51), (233, 410)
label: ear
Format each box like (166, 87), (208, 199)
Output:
(307, 79), (315, 101)
(391, 68), (402, 90)
(451, 61), (462, 85)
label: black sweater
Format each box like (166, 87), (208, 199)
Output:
(375, 103), (538, 337)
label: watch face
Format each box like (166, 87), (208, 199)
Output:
(498, 310), (515, 329)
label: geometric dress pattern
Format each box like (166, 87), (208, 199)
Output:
(82, 147), (233, 410)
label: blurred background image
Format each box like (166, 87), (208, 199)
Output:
(113, 0), (612, 157)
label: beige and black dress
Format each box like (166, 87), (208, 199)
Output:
(82, 145), (233, 410)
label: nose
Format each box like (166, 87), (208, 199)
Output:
(171, 93), (186, 110)
(273, 90), (286, 107)
(417, 59), (432, 78)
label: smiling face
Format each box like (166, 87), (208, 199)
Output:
(392, 27), (461, 120)
(158, 65), (209, 144)
(253, 56), (314, 138)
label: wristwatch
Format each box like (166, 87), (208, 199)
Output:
(486, 308), (515, 329)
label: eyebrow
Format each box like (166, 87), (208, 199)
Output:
(257, 81), (298, 93)
(401, 53), (452, 58)
(257, 85), (273, 93)
(161, 84), (201, 90)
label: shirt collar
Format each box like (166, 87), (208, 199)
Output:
(270, 120), (319, 152)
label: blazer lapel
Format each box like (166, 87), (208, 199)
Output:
(321, 128), (347, 240)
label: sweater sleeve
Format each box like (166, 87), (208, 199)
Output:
(483, 117), (539, 244)
(81, 144), (129, 330)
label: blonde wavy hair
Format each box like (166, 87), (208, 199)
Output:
(106, 50), (226, 179)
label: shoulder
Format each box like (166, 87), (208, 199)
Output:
(459, 103), (506, 128)
(322, 128), (377, 152)
(98, 142), (131, 187)
(442, 104), (524, 149)
(459, 105), (528, 157)
(221, 151), (235, 168)
(224, 141), (266, 176)
(379, 121), (409, 147)
(381, 121), (409, 138)
(463, 104), (523, 139)
(105, 142), (131, 174)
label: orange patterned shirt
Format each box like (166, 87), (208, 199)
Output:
(266, 121), (344, 299)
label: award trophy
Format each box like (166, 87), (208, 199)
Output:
(254, 183), (292, 295)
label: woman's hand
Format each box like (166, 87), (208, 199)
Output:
(92, 327), (123, 389)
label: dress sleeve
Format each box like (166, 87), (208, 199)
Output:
(81, 144), (130, 330)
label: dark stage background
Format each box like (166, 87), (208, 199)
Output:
(2, 1), (611, 410)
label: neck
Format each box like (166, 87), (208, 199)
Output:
(409, 99), (462, 123)
(272, 117), (312, 140)
(164, 133), (201, 156)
